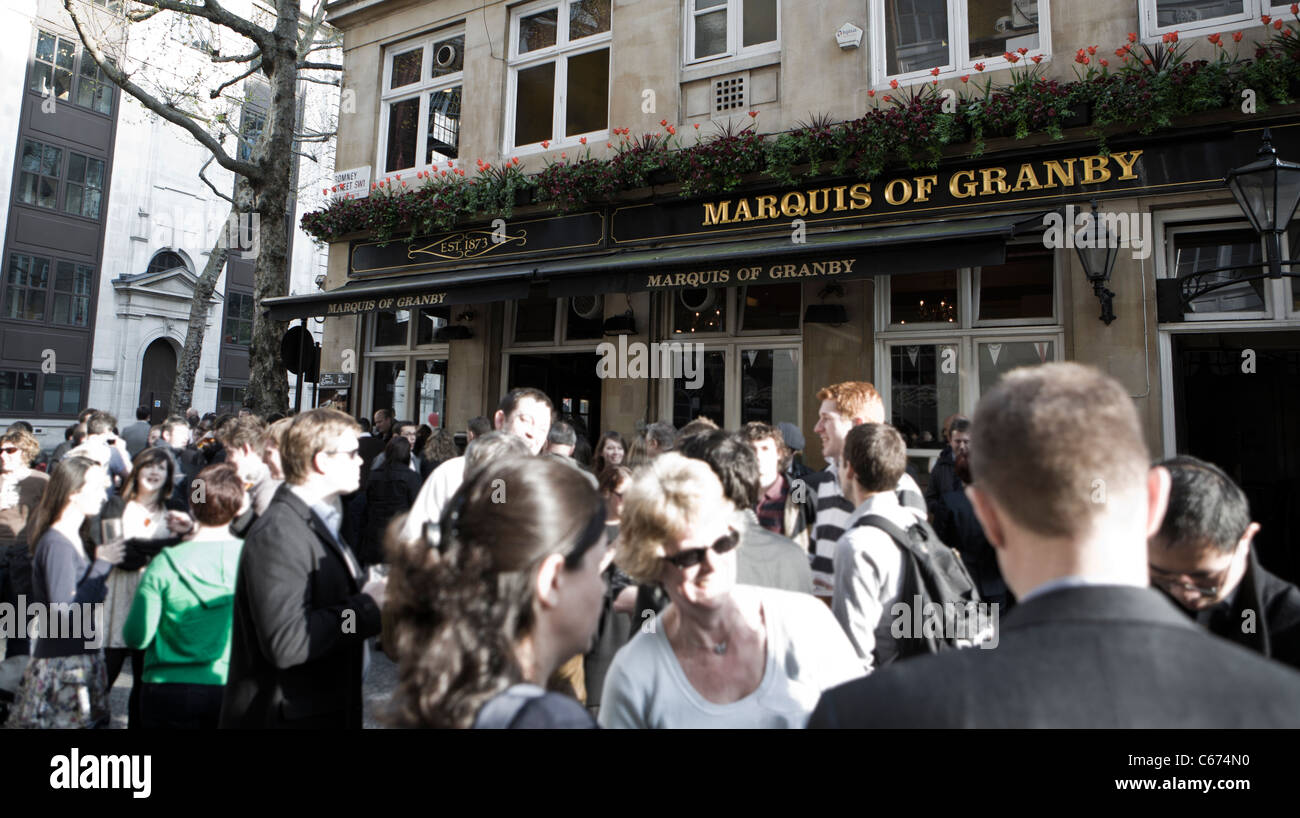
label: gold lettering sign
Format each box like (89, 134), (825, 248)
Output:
(698, 150), (1145, 227)
(409, 228), (527, 261)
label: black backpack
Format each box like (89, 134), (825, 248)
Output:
(852, 514), (993, 659)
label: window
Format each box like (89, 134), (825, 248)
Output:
(91, 0), (124, 13)
(686, 0), (779, 63)
(52, 261), (92, 326)
(63, 154), (105, 219)
(659, 285), (802, 428)
(870, 0), (1051, 86)
(76, 55), (114, 114)
(41, 374), (82, 415)
(237, 107), (266, 163)
(217, 386), (246, 414)
(1157, 215), (1300, 321)
(5, 255), (49, 321)
(365, 307), (449, 421)
(876, 246), (1062, 461)
(31, 31), (75, 100)
(380, 27), (465, 174)
(4, 253), (97, 328)
(224, 291), (254, 345)
(145, 251), (188, 275)
(507, 0), (611, 151)
(1140, 2), (1293, 40)
(0, 373), (38, 413)
(17, 140), (105, 219)
(18, 140), (61, 210)
(30, 30), (116, 114)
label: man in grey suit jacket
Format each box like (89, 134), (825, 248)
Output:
(119, 406), (152, 459)
(809, 363), (1300, 729)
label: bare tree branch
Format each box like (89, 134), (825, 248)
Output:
(64, 0), (260, 180)
(197, 155), (235, 204)
(297, 61), (342, 72)
(297, 74), (339, 87)
(126, 6), (163, 23)
(210, 61), (262, 99)
(130, 0), (273, 53)
(211, 49), (260, 64)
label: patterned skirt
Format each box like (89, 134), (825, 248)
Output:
(4, 652), (110, 729)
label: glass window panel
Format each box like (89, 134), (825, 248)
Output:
(740, 347), (799, 426)
(569, 0), (612, 40)
(385, 96), (420, 172)
(20, 141), (40, 173)
(978, 340), (1055, 397)
(76, 57), (113, 114)
(967, 0), (1038, 62)
(890, 343), (960, 449)
(565, 296), (604, 340)
(55, 38), (74, 70)
(67, 154), (86, 183)
(673, 288), (727, 335)
(390, 48), (422, 89)
(415, 359), (448, 427)
(885, 0), (949, 76)
(42, 145), (62, 176)
(978, 246), (1054, 320)
(742, 0), (778, 47)
(82, 188), (102, 220)
(36, 32), (54, 63)
(371, 360), (408, 418)
(694, 9), (727, 59)
(431, 34), (465, 78)
(374, 309), (411, 347)
(6, 255), (48, 321)
(696, 0), (727, 8)
(85, 157), (104, 187)
(1155, 0), (1244, 27)
(565, 48), (608, 136)
(55, 260), (74, 291)
(53, 294), (70, 325)
(1173, 229), (1264, 314)
(415, 306), (449, 345)
(0, 372), (38, 413)
(64, 185), (84, 217)
(427, 87), (461, 163)
(514, 294), (558, 343)
(739, 283), (800, 331)
(1290, 224), (1300, 313)
(673, 349), (726, 428)
(891, 270), (958, 325)
(519, 9), (558, 53)
(514, 62), (555, 145)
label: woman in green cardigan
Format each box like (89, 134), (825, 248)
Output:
(123, 463), (245, 729)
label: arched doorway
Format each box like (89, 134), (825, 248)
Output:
(138, 338), (178, 422)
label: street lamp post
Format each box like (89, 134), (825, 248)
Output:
(1225, 128), (1300, 280)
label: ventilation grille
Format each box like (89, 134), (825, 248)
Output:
(713, 75), (745, 113)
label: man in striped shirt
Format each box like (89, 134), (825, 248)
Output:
(807, 381), (925, 599)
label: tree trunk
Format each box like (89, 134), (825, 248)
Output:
(170, 179), (254, 416)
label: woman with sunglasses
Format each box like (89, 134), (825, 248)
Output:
(386, 456), (611, 728)
(599, 453), (860, 728)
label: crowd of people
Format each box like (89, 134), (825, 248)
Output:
(1, 362), (1298, 730)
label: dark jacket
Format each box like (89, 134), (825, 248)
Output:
(157, 444), (203, 511)
(359, 463), (422, 566)
(924, 446), (961, 520)
(809, 585), (1300, 728)
(1163, 552), (1300, 671)
(932, 487), (1011, 608)
(219, 484), (381, 729)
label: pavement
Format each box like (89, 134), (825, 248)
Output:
(108, 640), (399, 729)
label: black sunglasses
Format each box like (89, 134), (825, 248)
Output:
(663, 528), (740, 570)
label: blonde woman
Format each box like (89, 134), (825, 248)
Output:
(599, 454), (861, 729)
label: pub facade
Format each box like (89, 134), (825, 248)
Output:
(285, 0), (1300, 582)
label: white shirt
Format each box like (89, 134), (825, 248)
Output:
(598, 586), (863, 729)
(399, 456), (466, 545)
(831, 490), (922, 673)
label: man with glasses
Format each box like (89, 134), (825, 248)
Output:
(220, 408), (387, 729)
(1148, 456), (1300, 670)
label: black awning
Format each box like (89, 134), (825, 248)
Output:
(546, 211), (1049, 297)
(263, 265), (534, 320)
(268, 210), (1048, 318)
